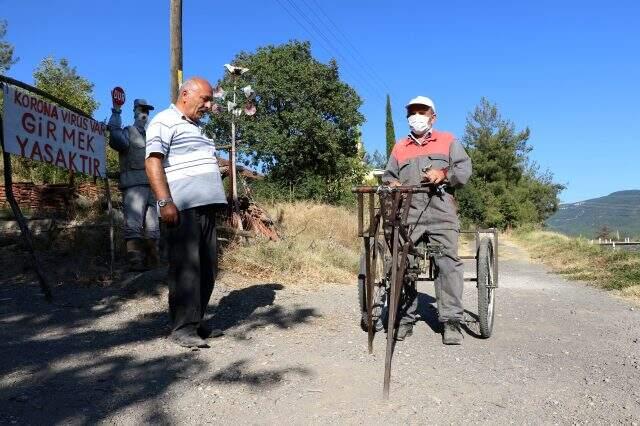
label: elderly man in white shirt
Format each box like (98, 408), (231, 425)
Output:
(145, 77), (226, 348)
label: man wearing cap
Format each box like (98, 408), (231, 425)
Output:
(108, 98), (160, 271)
(383, 96), (472, 345)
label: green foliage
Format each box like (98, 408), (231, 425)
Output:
(457, 98), (564, 229)
(251, 157), (365, 207)
(385, 94), (396, 159)
(206, 40), (365, 204)
(11, 57), (100, 183)
(0, 20), (18, 74)
(33, 57), (99, 114)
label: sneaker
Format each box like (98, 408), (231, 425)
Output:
(395, 323), (414, 341)
(442, 320), (463, 345)
(170, 328), (210, 348)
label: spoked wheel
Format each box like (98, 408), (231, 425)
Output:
(477, 237), (496, 338)
(358, 240), (387, 332)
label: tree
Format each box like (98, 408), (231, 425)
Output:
(33, 57), (99, 115)
(0, 20), (18, 74)
(385, 94), (396, 159)
(363, 149), (387, 169)
(12, 57), (100, 183)
(457, 98), (564, 229)
(206, 41), (365, 203)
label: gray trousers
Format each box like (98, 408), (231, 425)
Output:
(122, 185), (160, 240)
(402, 226), (464, 324)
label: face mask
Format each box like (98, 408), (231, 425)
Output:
(408, 114), (431, 136)
(134, 110), (149, 129)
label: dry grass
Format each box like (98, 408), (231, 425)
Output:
(512, 228), (640, 302)
(220, 202), (360, 286)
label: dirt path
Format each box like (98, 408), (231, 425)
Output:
(1, 239), (639, 424)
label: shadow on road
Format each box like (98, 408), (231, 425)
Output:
(0, 273), (319, 424)
(416, 291), (440, 333)
(211, 359), (311, 387)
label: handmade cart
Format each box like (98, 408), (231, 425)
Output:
(353, 184), (498, 398)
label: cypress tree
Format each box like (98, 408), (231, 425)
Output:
(385, 94), (396, 159)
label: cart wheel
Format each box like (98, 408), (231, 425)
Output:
(477, 237), (496, 338)
(358, 240), (387, 332)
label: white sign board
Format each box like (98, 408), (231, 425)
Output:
(2, 84), (106, 177)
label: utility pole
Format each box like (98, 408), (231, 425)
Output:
(170, 0), (183, 103)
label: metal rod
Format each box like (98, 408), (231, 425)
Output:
(383, 221), (399, 398)
(383, 190), (402, 399)
(493, 228), (499, 288)
(368, 212), (381, 353)
(352, 185), (433, 194)
(104, 178), (114, 279)
(368, 192), (375, 237)
(230, 86), (238, 214)
(364, 236), (374, 354)
(357, 193), (363, 237)
(0, 114), (52, 301)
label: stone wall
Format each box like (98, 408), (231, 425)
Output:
(0, 182), (120, 218)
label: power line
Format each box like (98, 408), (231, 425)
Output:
(275, 0), (384, 103)
(304, 0), (390, 94)
(283, 0), (382, 99)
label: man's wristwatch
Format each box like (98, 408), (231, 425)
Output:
(157, 198), (173, 208)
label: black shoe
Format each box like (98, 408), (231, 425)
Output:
(197, 322), (224, 339)
(442, 320), (463, 345)
(170, 328), (210, 348)
(395, 323), (414, 341)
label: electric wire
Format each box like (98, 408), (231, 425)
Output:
(275, 0), (384, 103)
(282, 0), (382, 100)
(304, 0), (390, 94)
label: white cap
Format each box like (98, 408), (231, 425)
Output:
(406, 96), (436, 113)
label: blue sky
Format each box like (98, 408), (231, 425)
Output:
(2, 0), (639, 203)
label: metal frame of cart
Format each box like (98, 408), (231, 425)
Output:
(353, 185), (498, 399)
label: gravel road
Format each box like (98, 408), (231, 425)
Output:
(1, 239), (639, 424)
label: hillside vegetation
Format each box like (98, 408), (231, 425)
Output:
(546, 190), (640, 238)
(513, 228), (640, 301)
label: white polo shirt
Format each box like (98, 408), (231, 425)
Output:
(145, 104), (227, 210)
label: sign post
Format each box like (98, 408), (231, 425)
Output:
(3, 85), (107, 177)
(111, 86), (125, 107)
(1, 75), (111, 297)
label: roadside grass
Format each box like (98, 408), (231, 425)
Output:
(512, 227), (640, 300)
(220, 201), (360, 286)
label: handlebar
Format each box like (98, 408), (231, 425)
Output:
(352, 184), (447, 194)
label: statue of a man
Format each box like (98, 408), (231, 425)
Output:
(108, 97), (159, 271)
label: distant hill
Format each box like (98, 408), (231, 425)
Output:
(545, 190), (640, 238)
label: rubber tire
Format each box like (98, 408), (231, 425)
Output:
(358, 240), (386, 331)
(477, 237), (495, 338)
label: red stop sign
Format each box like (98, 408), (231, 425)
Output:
(111, 86), (126, 106)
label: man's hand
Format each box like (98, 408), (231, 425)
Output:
(387, 180), (402, 187)
(160, 203), (179, 227)
(422, 168), (446, 185)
